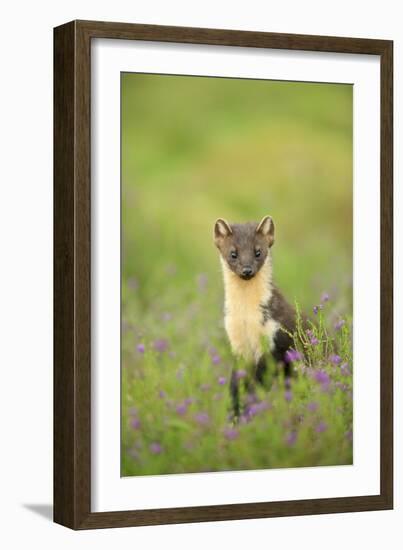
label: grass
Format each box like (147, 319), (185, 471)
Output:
(121, 73), (353, 476)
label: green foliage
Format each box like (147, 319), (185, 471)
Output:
(121, 74), (353, 476)
(122, 286), (353, 475)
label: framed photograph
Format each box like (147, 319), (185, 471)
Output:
(54, 20), (393, 529)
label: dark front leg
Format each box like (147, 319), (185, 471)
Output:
(272, 330), (294, 382)
(230, 369), (240, 419)
(254, 355), (267, 386)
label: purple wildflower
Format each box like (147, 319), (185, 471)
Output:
(130, 416), (141, 430)
(136, 343), (145, 354)
(149, 442), (163, 455)
(158, 390), (166, 399)
(176, 402), (187, 416)
(153, 339), (169, 353)
(334, 319), (346, 331)
(184, 397), (194, 406)
(285, 349), (302, 362)
(284, 390), (293, 402)
(218, 376), (227, 386)
(314, 370), (330, 385)
(316, 421), (328, 433)
(212, 354), (221, 365)
(194, 412), (210, 426)
(307, 401), (318, 412)
(208, 346), (218, 357)
(321, 292), (330, 303)
(286, 431), (297, 446)
(247, 401), (269, 418)
(329, 354), (342, 365)
(223, 427), (239, 441)
(235, 369), (247, 380)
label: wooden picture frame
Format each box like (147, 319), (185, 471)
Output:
(54, 19), (393, 529)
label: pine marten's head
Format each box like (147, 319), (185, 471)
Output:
(214, 216), (275, 280)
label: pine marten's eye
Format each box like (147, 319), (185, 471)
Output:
(230, 250), (238, 259)
(255, 249), (261, 258)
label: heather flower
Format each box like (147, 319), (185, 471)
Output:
(316, 421), (328, 433)
(307, 401), (318, 412)
(329, 354), (342, 365)
(212, 354), (221, 365)
(334, 319), (345, 331)
(321, 292), (330, 303)
(153, 339), (169, 353)
(158, 390), (166, 399)
(208, 346), (218, 357)
(130, 416), (141, 430)
(223, 427), (239, 441)
(306, 331), (319, 345)
(218, 376), (227, 386)
(149, 442), (163, 454)
(284, 390), (293, 402)
(285, 349), (302, 362)
(314, 370), (330, 385)
(247, 401), (269, 417)
(176, 402), (187, 415)
(286, 431), (297, 446)
(136, 343), (145, 354)
(235, 369), (247, 380)
(194, 412), (210, 426)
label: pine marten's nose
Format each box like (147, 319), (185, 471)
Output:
(242, 266), (253, 277)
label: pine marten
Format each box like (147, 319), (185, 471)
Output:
(214, 216), (299, 415)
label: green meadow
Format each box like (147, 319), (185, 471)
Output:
(121, 74), (353, 476)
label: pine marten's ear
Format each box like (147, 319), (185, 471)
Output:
(214, 218), (232, 244)
(256, 215), (275, 247)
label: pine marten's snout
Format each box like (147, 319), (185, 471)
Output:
(241, 266), (254, 280)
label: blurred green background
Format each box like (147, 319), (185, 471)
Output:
(121, 73), (353, 476)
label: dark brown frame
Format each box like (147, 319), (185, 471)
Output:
(54, 19), (393, 530)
